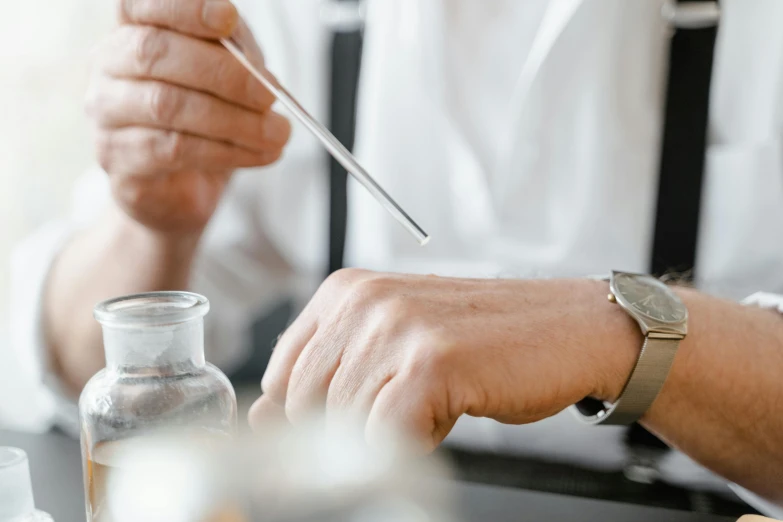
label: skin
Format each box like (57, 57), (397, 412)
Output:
(250, 270), (783, 504)
(44, 0), (291, 393)
(44, 0), (783, 510)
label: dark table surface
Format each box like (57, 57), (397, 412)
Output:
(0, 430), (734, 522)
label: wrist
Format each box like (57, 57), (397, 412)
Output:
(106, 210), (203, 287)
(518, 279), (642, 406)
(579, 279), (644, 403)
(585, 279), (699, 406)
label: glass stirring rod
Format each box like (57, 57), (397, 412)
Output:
(221, 36), (430, 246)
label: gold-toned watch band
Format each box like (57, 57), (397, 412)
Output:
(573, 336), (680, 425)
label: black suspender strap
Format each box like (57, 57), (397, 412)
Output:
(628, 0), (720, 461)
(650, 0), (720, 280)
(327, 0), (364, 275)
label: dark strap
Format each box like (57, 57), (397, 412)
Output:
(650, 1), (719, 280)
(327, 0), (364, 275)
(631, 0), (720, 456)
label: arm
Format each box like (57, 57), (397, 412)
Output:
(45, 0), (291, 395)
(640, 287), (783, 502)
(45, 211), (200, 394)
(251, 270), (783, 504)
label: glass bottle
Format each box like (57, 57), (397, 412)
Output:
(0, 447), (54, 522)
(79, 292), (237, 522)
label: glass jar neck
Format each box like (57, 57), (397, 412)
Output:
(102, 319), (206, 373)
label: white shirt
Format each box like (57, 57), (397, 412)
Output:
(8, 0), (783, 514)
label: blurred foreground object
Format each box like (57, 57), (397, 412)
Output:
(106, 415), (455, 522)
(79, 292), (237, 522)
(0, 447), (53, 522)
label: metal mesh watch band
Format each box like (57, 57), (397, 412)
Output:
(573, 336), (680, 425)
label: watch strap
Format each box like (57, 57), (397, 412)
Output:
(574, 336), (679, 425)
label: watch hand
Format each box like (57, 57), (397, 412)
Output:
(635, 295), (654, 308)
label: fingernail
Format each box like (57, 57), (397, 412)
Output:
(202, 0), (238, 34)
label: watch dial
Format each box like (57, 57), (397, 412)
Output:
(614, 274), (687, 323)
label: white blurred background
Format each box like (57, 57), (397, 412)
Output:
(0, 1), (115, 344)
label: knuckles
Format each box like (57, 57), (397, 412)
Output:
(95, 131), (115, 174)
(147, 83), (184, 126)
(96, 129), (187, 176)
(151, 131), (187, 168)
(132, 26), (169, 76)
(320, 268), (369, 300)
(83, 79), (103, 120)
(95, 131), (119, 174)
(321, 270), (417, 324)
(400, 329), (456, 382)
(319, 270), (459, 376)
(346, 277), (397, 311)
(100, 25), (170, 76)
(117, 0), (138, 24)
(111, 175), (148, 210)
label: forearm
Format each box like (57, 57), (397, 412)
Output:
(44, 208), (201, 395)
(598, 287), (783, 501)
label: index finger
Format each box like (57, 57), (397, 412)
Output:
(118, 0), (239, 39)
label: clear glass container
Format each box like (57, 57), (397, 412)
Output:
(0, 447), (54, 522)
(79, 292), (237, 522)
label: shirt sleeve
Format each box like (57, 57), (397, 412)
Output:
(5, 167), (297, 434)
(6, 168), (110, 435)
(741, 292), (783, 313)
(730, 291), (783, 517)
(7, 220), (82, 436)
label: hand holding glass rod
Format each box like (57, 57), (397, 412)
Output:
(221, 36), (430, 246)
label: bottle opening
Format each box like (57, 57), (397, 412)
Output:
(0, 447), (26, 469)
(94, 292), (210, 328)
(0, 447), (36, 520)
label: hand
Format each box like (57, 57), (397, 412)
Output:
(250, 270), (641, 451)
(87, 0), (291, 234)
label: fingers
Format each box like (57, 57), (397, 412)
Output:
(118, 0), (239, 39)
(261, 320), (318, 405)
(325, 330), (399, 417)
(248, 395), (288, 432)
(283, 329), (347, 422)
(89, 76), (290, 153)
(98, 26), (275, 111)
(96, 127), (283, 177)
(365, 376), (457, 454)
(259, 269), (462, 451)
(324, 366), (394, 429)
(261, 269), (375, 406)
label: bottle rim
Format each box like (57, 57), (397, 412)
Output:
(0, 447), (26, 469)
(94, 291), (210, 328)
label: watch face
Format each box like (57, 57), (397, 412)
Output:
(613, 273), (687, 324)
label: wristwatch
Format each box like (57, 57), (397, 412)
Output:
(572, 271), (688, 425)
